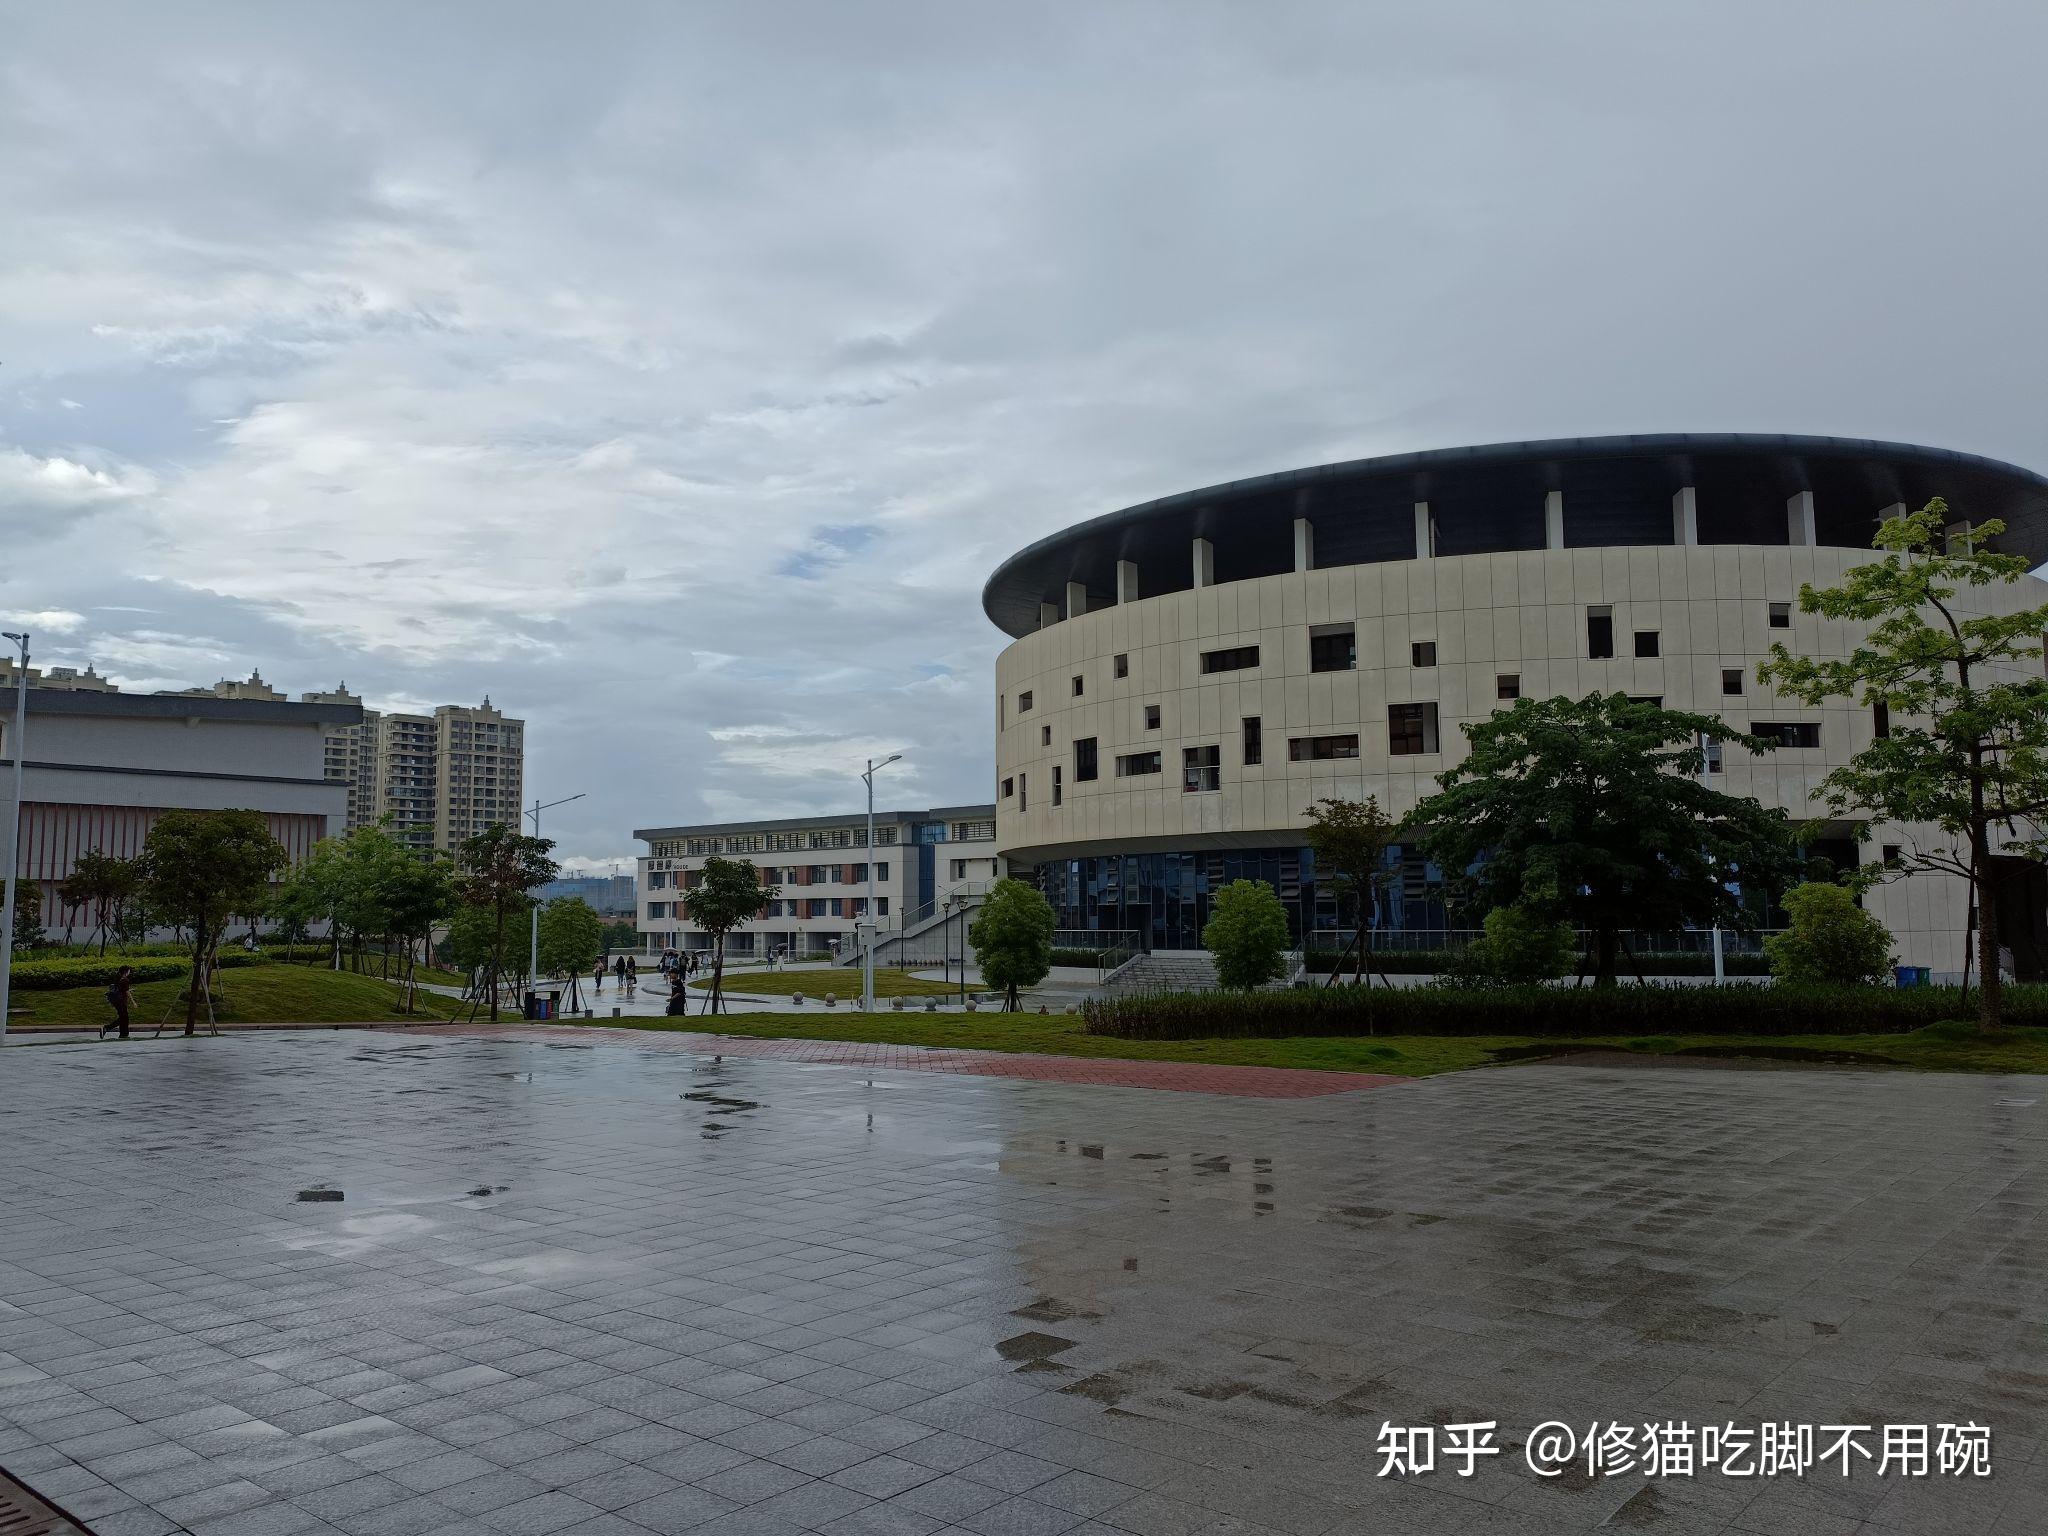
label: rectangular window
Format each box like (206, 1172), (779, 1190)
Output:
(1242, 716), (1262, 766)
(1074, 737), (1098, 781)
(1411, 640), (1437, 668)
(1873, 699), (1890, 739)
(1071, 675), (1084, 696)
(1183, 745), (1221, 793)
(1019, 772), (1026, 811)
(1053, 765), (1063, 806)
(950, 859), (966, 880)
(1769, 601), (1791, 628)
(876, 897), (888, 916)
(1041, 724), (1051, 746)
(1200, 645), (1260, 674)
(1388, 702), (1441, 756)
(1001, 777), (1014, 797)
(1018, 690), (1033, 713)
(1751, 722), (1821, 748)
(1144, 704), (1161, 730)
(1115, 750), (1162, 777)
(1722, 668), (1743, 696)
(809, 865), (829, 883)
(1114, 652), (1128, 678)
(1587, 606), (1614, 659)
(1701, 735), (1723, 774)
(877, 862), (888, 881)
(1287, 734), (1360, 762)
(1496, 674), (1520, 700)
(1309, 625), (1356, 673)
(1634, 630), (1659, 658)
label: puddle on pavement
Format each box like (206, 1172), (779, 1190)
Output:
(1012, 1296), (1104, 1323)
(995, 1330), (1075, 1363)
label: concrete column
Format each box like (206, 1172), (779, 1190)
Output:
(1292, 518), (1315, 573)
(1192, 537), (1214, 588)
(1544, 491), (1565, 551)
(1672, 486), (1699, 546)
(1115, 559), (1139, 604)
(1038, 601), (1060, 629)
(1412, 501), (1434, 560)
(1064, 581), (1087, 619)
(1787, 490), (1816, 546)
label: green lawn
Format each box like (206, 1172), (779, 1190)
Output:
(690, 967), (965, 999)
(12, 962), (465, 1030)
(570, 1012), (2048, 1078)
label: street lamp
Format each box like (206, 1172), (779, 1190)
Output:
(1699, 732), (1726, 984)
(861, 754), (902, 1011)
(525, 792), (586, 1010)
(0, 630), (28, 1047)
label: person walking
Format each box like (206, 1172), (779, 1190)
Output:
(592, 957), (606, 994)
(613, 954), (628, 987)
(624, 955), (638, 995)
(102, 965), (134, 1041)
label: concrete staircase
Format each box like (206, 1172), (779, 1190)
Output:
(1103, 948), (1305, 995)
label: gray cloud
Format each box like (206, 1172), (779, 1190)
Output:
(2, 0), (2044, 862)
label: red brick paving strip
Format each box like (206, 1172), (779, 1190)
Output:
(389, 1022), (1406, 1098)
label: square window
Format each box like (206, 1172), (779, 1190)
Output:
(1388, 703), (1440, 756)
(1634, 630), (1659, 658)
(1309, 625), (1356, 673)
(1114, 653), (1128, 678)
(1144, 704), (1161, 730)
(1411, 640), (1437, 667)
(1722, 668), (1743, 696)
(1496, 674), (1520, 700)
(1071, 675), (1083, 696)
(1182, 745), (1220, 793)
(1882, 844), (1903, 864)
(1769, 601), (1791, 629)
(1018, 690), (1033, 713)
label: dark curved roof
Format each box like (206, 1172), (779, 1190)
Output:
(982, 432), (2048, 637)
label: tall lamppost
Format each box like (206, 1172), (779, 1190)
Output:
(1700, 732), (1726, 984)
(525, 792), (586, 1004)
(0, 630), (29, 1046)
(862, 754), (901, 1011)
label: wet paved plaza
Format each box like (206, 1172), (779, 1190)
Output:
(1, 1033), (2045, 1536)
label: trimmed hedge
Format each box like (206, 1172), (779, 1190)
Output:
(9, 952), (269, 992)
(1080, 982), (2048, 1040)
(1305, 948), (1771, 977)
(1051, 947), (1116, 967)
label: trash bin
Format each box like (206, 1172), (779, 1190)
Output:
(1893, 965), (1930, 989)
(523, 989), (560, 1020)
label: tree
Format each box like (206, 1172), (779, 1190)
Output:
(1443, 901), (1578, 987)
(539, 896), (606, 1008)
(1303, 796), (1400, 987)
(680, 857), (773, 1014)
(1202, 879), (1290, 990)
(11, 880), (42, 953)
(138, 809), (288, 1034)
(60, 850), (139, 956)
(379, 851), (456, 1013)
(1765, 883), (1895, 987)
(265, 867), (323, 961)
(1407, 694), (1794, 987)
(601, 919), (638, 952)
(1757, 501), (2048, 1030)
(455, 823), (558, 1021)
(968, 877), (1056, 1010)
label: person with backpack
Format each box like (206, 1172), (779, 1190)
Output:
(101, 966), (134, 1041)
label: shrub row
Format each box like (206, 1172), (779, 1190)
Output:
(1304, 948), (1770, 977)
(1050, 947), (1116, 967)
(1080, 982), (2048, 1040)
(10, 952), (271, 991)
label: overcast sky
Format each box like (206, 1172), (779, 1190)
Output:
(3, 2), (2044, 868)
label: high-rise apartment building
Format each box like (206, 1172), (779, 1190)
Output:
(300, 684), (382, 832)
(434, 698), (524, 848)
(376, 713), (441, 849)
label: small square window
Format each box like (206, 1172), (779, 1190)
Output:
(1411, 640), (1437, 668)
(1634, 630), (1659, 658)
(1768, 601), (1791, 629)
(1018, 690), (1034, 713)
(1071, 675), (1083, 697)
(1144, 704), (1160, 730)
(1722, 669), (1743, 696)
(1882, 844), (1903, 864)
(1114, 653), (1128, 678)
(1496, 674), (1520, 700)
(1309, 625), (1356, 673)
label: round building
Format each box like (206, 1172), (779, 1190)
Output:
(984, 433), (2048, 973)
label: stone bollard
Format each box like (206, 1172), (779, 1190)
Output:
(891, 996), (905, 1011)
(612, 1006), (620, 1018)
(966, 998), (978, 1012)
(793, 993), (804, 1005)
(824, 993), (836, 1008)
(926, 999), (938, 1012)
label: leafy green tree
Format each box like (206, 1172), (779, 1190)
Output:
(1757, 500), (2048, 1029)
(455, 823), (559, 1021)
(1443, 901), (1578, 987)
(440, 904), (497, 985)
(1202, 879), (1290, 990)
(1407, 694), (1793, 987)
(60, 850), (139, 956)
(1303, 796), (1400, 987)
(380, 851), (456, 1011)
(601, 919), (638, 952)
(681, 856), (773, 1014)
(138, 809), (288, 1034)
(1764, 882), (1895, 987)
(265, 866), (323, 961)
(539, 896), (606, 1006)
(11, 880), (42, 953)
(968, 877), (1056, 1011)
